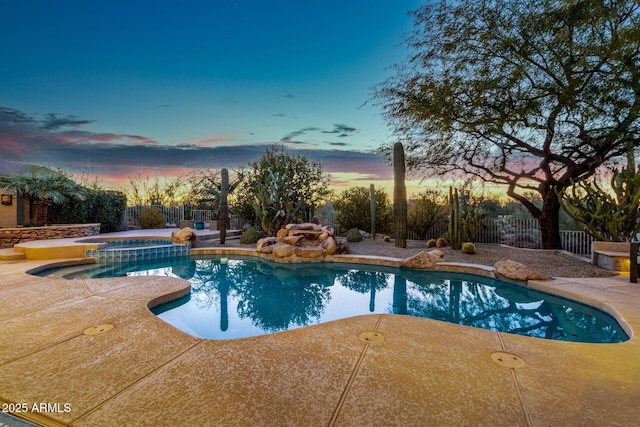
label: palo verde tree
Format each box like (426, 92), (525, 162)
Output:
(407, 189), (447, 240)
(334, 186), (393, 234)
(375, 0), (640, 249)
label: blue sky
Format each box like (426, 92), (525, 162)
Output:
(0, 0), (424, 193)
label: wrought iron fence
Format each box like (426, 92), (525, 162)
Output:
(124, 205), (185, 229)
(191, 209), (212, 222)
(407, 217), (593, 256)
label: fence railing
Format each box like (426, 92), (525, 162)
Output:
(407, 217), (593, 256)
(191, 209), (212, 222)
(123, 207), (594, 256)
(124, 205), (185, 229)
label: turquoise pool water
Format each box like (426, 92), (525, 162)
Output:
(36, 256), (628, 343)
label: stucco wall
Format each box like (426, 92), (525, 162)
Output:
(0, 223), (100, 249)
(0, 190), (30, 228)
(0, 190), (17, 228)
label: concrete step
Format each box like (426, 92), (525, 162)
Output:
(0, 248), (26, 261)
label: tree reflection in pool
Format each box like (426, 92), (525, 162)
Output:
(46, 256), (628, 343)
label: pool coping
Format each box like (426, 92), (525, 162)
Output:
(2, 230), (640, 426)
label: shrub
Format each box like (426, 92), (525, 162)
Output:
(427, 239), (437, 248)
(240, 228), (262, 244)
(138, 207), (166, 229)
(91, 190), (127, 233)
(334, 186), (393, 233)
(346, 228), (363, 242)
(462, 242), (476, 254)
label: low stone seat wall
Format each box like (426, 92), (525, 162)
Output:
(0, 223), (100, 249)
(591, 242), (638, 272)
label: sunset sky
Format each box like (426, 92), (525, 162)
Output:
(0, 0), (431, 196)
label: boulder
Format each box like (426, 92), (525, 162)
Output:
(321, 225), (335, 236)
(294, 246), (325, 258)
(322, 236), (337, 255)
(297, 222), (322, 231)
(283, 235), (304, 245)
(494, 260), (549, 281)
(272, 243), (295, 258)
(171, 227), (196, 244)
(276, 228), (289, 242)
(256, 237), (278, 253)
(436, 238), (448, 248)
(399, 250), (445, 269)
(335, 238), (350, 254)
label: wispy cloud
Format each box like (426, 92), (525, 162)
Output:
(280, 127), (320, 144)
(280, 123), (358, 145)
(321, 124), (357, 136)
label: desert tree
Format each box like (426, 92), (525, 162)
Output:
(375, 0), (640, 248)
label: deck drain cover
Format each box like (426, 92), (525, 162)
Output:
(491, 351), (525, 368)
(359, 331), (384, 344)
(83, 324), (114, 336)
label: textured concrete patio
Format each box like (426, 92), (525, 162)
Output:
(1, 231), (639, 426)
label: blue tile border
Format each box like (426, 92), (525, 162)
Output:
(85, 240), (190, 263)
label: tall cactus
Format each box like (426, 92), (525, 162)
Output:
(560, 165), (640, 242)
(219, 168), (229, 244)
(393, 142), (407, 248)
(448, 187), (462, 249)
(252, 168), (301, 236)
(370, 183), (376, 240)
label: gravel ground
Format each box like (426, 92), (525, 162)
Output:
(348, 239), (616, 278)
(218, 237), (616, 278)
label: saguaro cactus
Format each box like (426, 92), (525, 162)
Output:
(370, 183), (376, 240)
(448, 187), (462, 249)
(393, 142), (407, 248)
(219, 168), (229, 244)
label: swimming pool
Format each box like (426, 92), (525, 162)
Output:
(35, 255), (628, 343)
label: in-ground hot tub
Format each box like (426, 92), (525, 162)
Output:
(82, 238), (190, 263)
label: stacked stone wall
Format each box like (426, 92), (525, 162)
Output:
(0, 224), (100, 249)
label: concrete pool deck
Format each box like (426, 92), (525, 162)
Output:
(1, 230), (639, 426)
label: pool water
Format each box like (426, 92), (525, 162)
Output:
(36, 256), (628, 343)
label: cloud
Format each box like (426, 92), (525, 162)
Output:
(41, 114), (95, 130)
(280, 124), (358, 145)
(280, 127), (320, 143)
(0, 106), (390, 187)
(321, 124), (357, 135)
(272, 113), (286, 117)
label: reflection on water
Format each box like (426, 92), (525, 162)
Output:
(38, 256), (628, 343)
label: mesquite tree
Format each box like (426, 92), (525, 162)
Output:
(393, 142), (407, 248)
(375, 0), (640, 249)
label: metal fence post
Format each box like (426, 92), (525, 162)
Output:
(630, 242), (638, 284)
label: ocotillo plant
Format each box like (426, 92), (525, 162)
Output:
(448, 187), (462, 249)
(370, 183), (376, 240)
(219, 168), (229, 244)
(393, 142), (407, 248)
